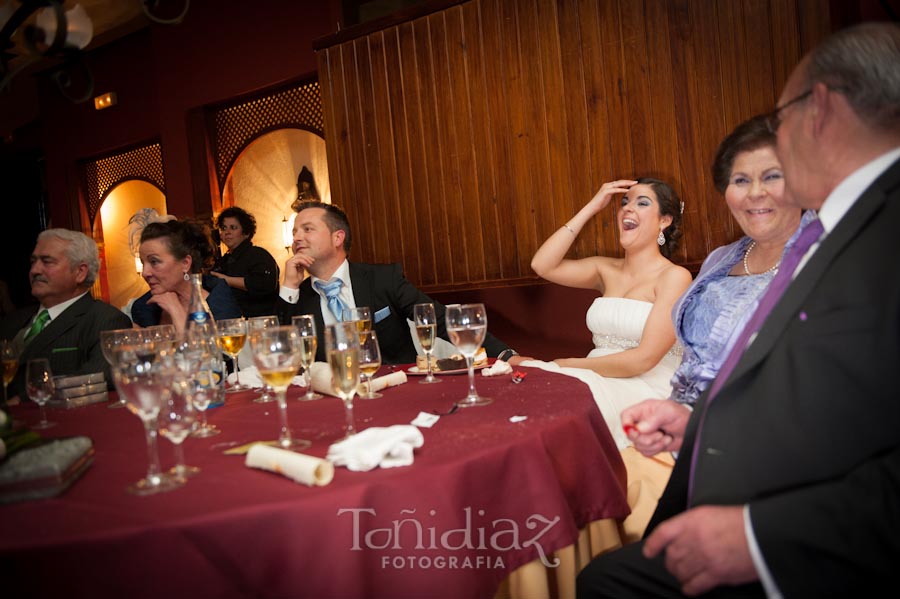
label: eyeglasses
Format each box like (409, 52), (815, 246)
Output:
(763, 90), (811, 134)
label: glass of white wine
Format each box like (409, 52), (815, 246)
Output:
(325, 321), (361, 439)
(357, 330), (382, 399)
(246, 315), (279, 403)
(413, 303), (441, 385)
(1, 339), (19, 408)
(25, 358), (56, 429)
(446, 303), (492, 407)
(292, 314), (322, 401)
(343, 306), (371, 334)
(250, 326), (311, 451)
(217, 317), (248, 392)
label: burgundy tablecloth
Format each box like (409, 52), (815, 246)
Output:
(0, 366), (627, 599)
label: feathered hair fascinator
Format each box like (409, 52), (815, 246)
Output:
(128, 208), (176, 256)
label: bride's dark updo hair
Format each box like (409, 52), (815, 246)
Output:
(635, 177), (683, 259)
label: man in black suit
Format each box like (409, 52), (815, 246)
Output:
(276, 201), (523, 365)
(577, 22), (900, 597)
(1, 229), (133, 398)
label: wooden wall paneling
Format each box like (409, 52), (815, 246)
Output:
(769, 0), (804, 97)
(743, 0), (779, 116)
(619, 1), (657, 177)
(478, 0), (520, 281)
(460, 0), (503, 282)
(349, 36), (380, 261)
(318, 46), (349, 226)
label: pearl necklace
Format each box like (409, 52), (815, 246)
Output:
(743, 241), (779, 275)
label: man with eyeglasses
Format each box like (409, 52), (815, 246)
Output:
(577, 21), (900, 598)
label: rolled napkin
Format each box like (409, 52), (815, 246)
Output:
(245, 444), (334, 486)
(228, 366), (304, 388)
(481, 360), (512, 377)
(326, 425), (424, 472)
(307, 362), (408, 397)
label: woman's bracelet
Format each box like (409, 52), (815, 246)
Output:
(562, 224), (577, 236)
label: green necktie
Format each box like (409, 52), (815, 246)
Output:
(23, 310), (50, 344)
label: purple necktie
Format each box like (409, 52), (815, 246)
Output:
(706, 217), (824, 400)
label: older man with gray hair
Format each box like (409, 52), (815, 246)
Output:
(0, 229), (132, 400)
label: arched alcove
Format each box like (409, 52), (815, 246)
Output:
(222, 128), (330, 264)
(96, 180), (167, 312)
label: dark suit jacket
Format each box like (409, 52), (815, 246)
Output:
(0, 293), (133, 398)
(277, 262), (511, 364)
(647, 158), (900, 595)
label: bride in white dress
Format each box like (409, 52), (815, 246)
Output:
(528, 178), (692, 449)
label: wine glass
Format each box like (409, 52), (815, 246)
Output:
(249, 326), (311, 450)
(446, 303), (492, 407)
(1, 339), (19, 408)
(292, 314), (322, 401)
(179, 322), (221, 438)
(145, 324), (178, 356)
(217, 317), (248, 392)
(246, 315), (280, 403)
(357, 329), (382, 399)
(101, 328), (141, 409)
(25, 358), (56, 429)
(325, 321), (361, 439)
(112, 354), (184, 495)
(343, 306), (372, 334)
(413, 303), (441, 385)
(160, 371), (200, 480)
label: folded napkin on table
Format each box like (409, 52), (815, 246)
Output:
(227, 366), (304, 389)
(481, 360), (512, 377)
(307, 362), (407, 397)
(326, 425), (424, 472)
(245, 444), (334, 486)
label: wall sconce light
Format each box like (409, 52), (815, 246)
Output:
(93, 91), (117, 110)
(281, 215), (293, 254)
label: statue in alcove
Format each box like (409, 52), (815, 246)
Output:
(291, 165), (320, 212)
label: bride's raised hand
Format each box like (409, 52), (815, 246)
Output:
(586, 179), (638, 215)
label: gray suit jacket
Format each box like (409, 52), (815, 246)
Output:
(648, 158), (900, 595)
(0, 293), (133, 398)
(277, 262), (511, 364)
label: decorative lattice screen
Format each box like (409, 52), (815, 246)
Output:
(81, 141), (165, 224)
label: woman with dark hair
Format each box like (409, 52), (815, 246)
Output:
(131, 218), (242, 336)
(529, 177), (692, 449)
(210, 206), (279, 318)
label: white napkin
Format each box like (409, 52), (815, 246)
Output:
(481, 359), (513, 377)
(227, 366), (304, 388)
(307, 362), (407, 397)
(245, 444), (334, 486)
(326, 425), (424, 471)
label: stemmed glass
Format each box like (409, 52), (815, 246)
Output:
(2, 339), (19, 408)
(112, 353), (184, 495)
(246, 315), (279, 403)
(159, 371), (200, 480)
(326, 321), (361, 439)
(413, 303), (441, 384)
(343, 306), (371, 333)
(25, 358), (55, 429)
(180, 322), (221, 438)
(249, 326), (311, 451)
(292, 314), (322, 401)
(358, 330), (382, 399)
(145, 324), (178, 356)
(446, 303), (492, 407)
(217, 317), (248, 392)
(101, 328), (141, 409)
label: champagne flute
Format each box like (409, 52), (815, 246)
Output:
(357, 330), (383, 399)
(112, 354), (184, 495)
(343, 306), (372, 334)
(25, 358), (56, 428)
(413, 303), (441, 385)
(249, 326), (311, 450)
(160, 371), (200, 480)
(326, 321), (361, 439)
(292, 314), (322, 401)
(246, 315), (280, 403)
(446, 303), (492, 407)
(1, 339), (19, 408)
(217, 317), (248, 392)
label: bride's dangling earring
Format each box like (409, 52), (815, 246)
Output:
(657, 229), (665, 246)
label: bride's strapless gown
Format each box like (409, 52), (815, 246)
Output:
(523, 297), (681, 449)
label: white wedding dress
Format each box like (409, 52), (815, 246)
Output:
(523, 297), (681, 449)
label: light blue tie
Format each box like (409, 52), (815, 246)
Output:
(314, 279), (348, 321)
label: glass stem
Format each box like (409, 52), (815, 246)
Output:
(39, 402), (48, 425)
(174, 443), (186, 475)
(277, 390), (292, 447)
(465, 356), (477, 401)
(143, 417), (162, 483)
(344, 399), (356, 436)
(425, 349), (435, 382)
(234, 353), (241, 387)
(200, 409), (209, 429)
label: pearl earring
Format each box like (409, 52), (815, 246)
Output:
(657, 230), (665, 246)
